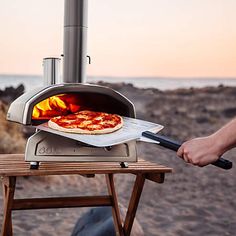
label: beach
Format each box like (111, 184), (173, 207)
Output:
(0, 82), (236, 236)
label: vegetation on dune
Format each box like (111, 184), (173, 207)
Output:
(0, 101), (26, 154)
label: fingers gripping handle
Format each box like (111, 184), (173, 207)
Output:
(142, 131), (232, 170)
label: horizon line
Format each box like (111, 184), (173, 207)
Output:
(0, 73), (236, 80)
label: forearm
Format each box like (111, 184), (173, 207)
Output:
(210, 118), (236, 155)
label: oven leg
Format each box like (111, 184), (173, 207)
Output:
(30, 162), (40, 170)
(106, 174), (124, 236)
(120, 162), (129, 168)
(1, 176), (16, 236)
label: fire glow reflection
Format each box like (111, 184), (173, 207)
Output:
(32, 94), (81, 119)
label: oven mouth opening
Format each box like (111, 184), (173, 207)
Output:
(32, 93), (84, 121)
(31, 92), (131, 126)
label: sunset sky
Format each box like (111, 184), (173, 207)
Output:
(0, 0), (236, 77)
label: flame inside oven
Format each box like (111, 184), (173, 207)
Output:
(32, 94), (81, 119)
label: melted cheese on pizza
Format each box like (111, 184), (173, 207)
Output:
(49, 110), (123, 134)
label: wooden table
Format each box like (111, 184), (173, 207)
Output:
(0, 154), (172, 236)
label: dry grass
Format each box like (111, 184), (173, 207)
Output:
(0, 101), (26, 153)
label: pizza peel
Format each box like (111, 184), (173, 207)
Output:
(37, 116), (164, 147)
(37, 116), (232, 170)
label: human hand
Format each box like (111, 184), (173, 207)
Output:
(177, 136), (222, 167)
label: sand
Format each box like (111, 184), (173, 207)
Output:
(0, 83), (236, 236)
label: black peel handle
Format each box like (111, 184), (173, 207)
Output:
(142, 131), (232, 170)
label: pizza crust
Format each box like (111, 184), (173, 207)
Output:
(48, 112), (123, 135)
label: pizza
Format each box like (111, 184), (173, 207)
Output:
(48, 110), (123, 134)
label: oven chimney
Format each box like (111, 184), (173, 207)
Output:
(63, 0), (88, 84)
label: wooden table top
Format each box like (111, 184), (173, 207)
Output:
(0, 154), (172, 177)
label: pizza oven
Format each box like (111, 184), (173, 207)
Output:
(7, 83), (137, 168)
(6, 0), (138, 169)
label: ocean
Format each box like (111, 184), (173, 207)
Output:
(1, 74), (236, 92)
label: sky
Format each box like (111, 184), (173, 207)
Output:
(0, 0), (236, 78)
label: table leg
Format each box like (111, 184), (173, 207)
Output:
(106, 174), (124, 236)
(123, 174), (146, 236)
(1, 177), (16, 236)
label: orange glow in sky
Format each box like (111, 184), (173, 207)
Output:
(0, 0), (236, 77)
